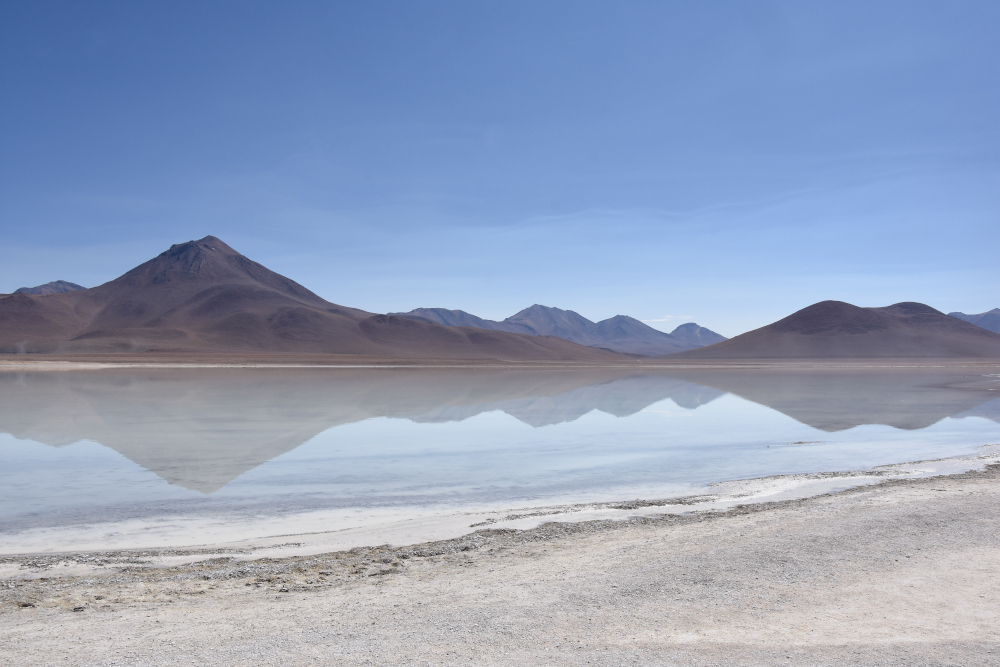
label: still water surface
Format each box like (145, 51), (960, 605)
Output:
(1, 367), (999, 538)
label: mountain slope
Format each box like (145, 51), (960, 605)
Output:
(949, 308), (1000, 334)
(501, 304), (603, 341)
(391, 304), (725, 356)
(0, 236), (626, 361)
(667, 301), (1000, 359)
(588, 315), (691, 356)
(14, 280), (86, 295)
(394, 307), (504, 330)
(669, 322), (728, 347)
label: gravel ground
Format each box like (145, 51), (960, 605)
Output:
(2, 465), (999, 666)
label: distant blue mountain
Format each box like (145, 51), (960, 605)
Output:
(949, 309), (1000, 335)
(390, 304), (727, 356)
(14, 280), (85, 295)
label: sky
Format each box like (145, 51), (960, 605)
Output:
(1, 1), (998, 337)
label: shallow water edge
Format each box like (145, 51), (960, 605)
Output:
(2, 445), (997, 568)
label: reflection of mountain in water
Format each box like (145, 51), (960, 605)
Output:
(661, 369), (1000, 431)
(2, 368), (998, 494)
(955, 397), (1000, 424)
(0, 369), (721, 493)
(411, 375), (724, 427)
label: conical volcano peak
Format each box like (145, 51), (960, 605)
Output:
(197, 234), (226, 245)
(164, 235), (234, 254)
(94, 235), (330, 310)
(120, 236), (249, 286)
(160, 235), (239, 266)
(0, 236), (627, 360)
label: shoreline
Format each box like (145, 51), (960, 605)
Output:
(3, 458), (1000, 665)
(3, 361), (999, 663)
(3, 445), (998, 568)
(2, 354), (1000, 371)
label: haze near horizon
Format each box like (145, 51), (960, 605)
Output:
(2, 2), (998, 337)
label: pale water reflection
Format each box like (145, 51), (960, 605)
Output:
(1, 368), (999, 539)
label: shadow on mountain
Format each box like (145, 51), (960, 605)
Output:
(0, 369), (721, 492)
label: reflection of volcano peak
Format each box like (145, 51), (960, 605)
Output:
(0, 370), (719, 492)
(3, 368), (997, 494)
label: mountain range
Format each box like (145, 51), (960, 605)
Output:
(949, 308), (1000, 335)
(670, 300), (1000, 359)
(2, 235), (998, 360)
(0, 236), (623, 361)
(389, 306), (726, 356)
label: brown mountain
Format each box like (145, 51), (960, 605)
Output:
(666, 300), (1000, 359)
(0, 236), (625, 361)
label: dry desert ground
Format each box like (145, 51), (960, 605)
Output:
(2, 464), (999, 666)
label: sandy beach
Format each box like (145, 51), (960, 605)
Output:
(2, 463), (999, 666)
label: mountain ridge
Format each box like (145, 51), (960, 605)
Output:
(667, 300), (1000, 359)
(949, 308), (1000, 335)
(13, 280), (86, 296)
(390, 305), (726, 356)
(0, 236), (627, 362)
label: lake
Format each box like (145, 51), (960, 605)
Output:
(1, 366), (998, 553)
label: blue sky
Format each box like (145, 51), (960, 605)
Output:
(1, 1), (998, 337)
